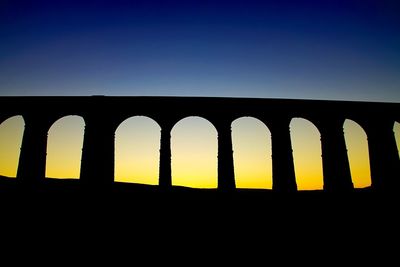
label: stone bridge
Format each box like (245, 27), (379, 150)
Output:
(0, 96), (399, 192)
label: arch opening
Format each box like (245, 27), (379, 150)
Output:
(232, 117), (272, 189)
(46, 115), (85, 179)
(171, 116), (217, 188)
(343, 119), (371, 188)
(290, 118), (323, 190)
(395, 121), (400, 159)
(114, 116), (161, 185)
(0, 116), (25, 178)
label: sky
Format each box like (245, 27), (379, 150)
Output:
(0, 1), (399, 189)
(1, 0), (399, 102)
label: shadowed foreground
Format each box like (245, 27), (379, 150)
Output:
(0, 175), (392, 214)
(0, 174), (398, 255)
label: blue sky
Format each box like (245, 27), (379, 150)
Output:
(1, 0), (399, 102)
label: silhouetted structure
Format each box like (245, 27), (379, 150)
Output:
(0, 96), (399, 193)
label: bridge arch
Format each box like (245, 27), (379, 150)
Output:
(232, 116), (272, 189)
(290, 117), (323, 190)
(0, 115), (25, 178)
(394, 121), (400, 159)
(171, 116), (218, 188)
(114, 116), (161, 185)
(45, 115), (85, 179)
(343, 119), (371, 188)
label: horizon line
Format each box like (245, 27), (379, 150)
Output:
(1, 95), (399, 104)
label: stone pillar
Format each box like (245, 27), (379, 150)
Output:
(17, 118), (48, 186)
(365, 119), (400, 192)
(268, 118), (297, 192)
(80, 116), (115, 189)
(318, 119), (353, 191)
(216, 120), (236, 190)
(159, 122), (172, 188)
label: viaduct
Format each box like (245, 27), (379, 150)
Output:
(0, 96), (399, 192)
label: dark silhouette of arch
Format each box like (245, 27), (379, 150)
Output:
(46, 115), (85, 179)
(0, 96), (397, 193)
(290, 118), (323, 190)
(171, 116), (218, 188)
(232, 117), (272, 189)
(114, 116), (161, 185)
(0, 115), (24, 178)
(343, 119), (371, 188)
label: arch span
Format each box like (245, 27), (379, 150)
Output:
(394, 121), (400, 159)
(0, 116), (25, 178)
(46, 115), (85, 179)
(171, 116), (218, 188)
(232, 117), (272, 189)
(290, 118), (323, 190)
(344, 119), (371, 188)
(115, 116), (161, 185)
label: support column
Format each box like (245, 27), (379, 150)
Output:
(365, 119), (400, 192)
(159, 122), (172, 188)
(319, 119), (353, 192)
(80, 117), (115, 189)
(268, 118), (297, 192)
(17, 119), (48, 187)
(216, 120), (236, 190)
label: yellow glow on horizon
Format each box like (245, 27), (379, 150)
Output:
(171, 117), (217, 188)
(290, 118), (323, 190)
(344, 120), (371, 188)
(232, 117), (272, 189)
(0, 116), (24, 177)
(46, 116), (84, 178)
(395, 121), (400, 158)
(115, 116), (160, 184)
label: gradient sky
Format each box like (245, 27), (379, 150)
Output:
(1, 0), (399, 102)
(0, 1), (399, 189)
